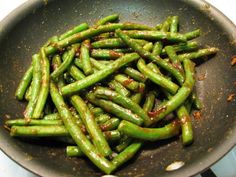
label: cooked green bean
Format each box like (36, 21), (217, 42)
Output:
(137, 59), (179, 94)
(91, 49), (123, 59)
(114, 74), (140, 92)
(24, 84), (32, 101)
(44, 113), (60, 120)
(99, 118), (121, 131)
(61, 53), (140, 95)
(184, 29), (201, 40)
(143, 42), (153, 52)
(108, 80), (131, 97)
(50, 81), (115, 174)
(86, 92), (143, 125)
(191, 92), (202, 110)
(24, 54), (42, 118)
(59, 23), (89, 40)
(95, 114), (111, 124)
(32, 48), (50, 119)
(130, 92), (143, 105)
(52, 55), (66, 88)
(96, 14), (119, 25)
(165, 45), (183, 72)
(90, 107), (104, 117)
(66, 146), (84, 157)
(152, 41), (163, 56)
(94, 87), (151, 126)
(143, 91), (155, 113)
(6, 119), (63, 126)
(115, 29), (184, 84)
(118, 120), (180, 141)
(160, 16), (171, 32)
(15, 65), (33, 100)
(170, 16), (179, 33)
(81, 40), (93, 75)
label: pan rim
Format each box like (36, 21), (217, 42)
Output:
(0, 0), (236, 176)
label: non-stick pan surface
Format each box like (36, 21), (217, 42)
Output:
(0, 0), (236, 176)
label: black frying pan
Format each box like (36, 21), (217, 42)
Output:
(0, 0), (236, 176)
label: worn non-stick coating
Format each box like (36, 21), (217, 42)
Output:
(0, 0), (236, 176)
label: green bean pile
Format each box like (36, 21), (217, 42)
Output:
(6, 14), (218, 174)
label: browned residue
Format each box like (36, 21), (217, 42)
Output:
(148, 106), (167, 117)
(193, 111), (201, 120)
(230, 55), (236, 66)
(109, 50), (122, 58)
(227, 93), (236, 102)
(123, 78), (134, 86)
(197, 72), (206, 81)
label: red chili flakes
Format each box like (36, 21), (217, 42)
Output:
(148, 106), (167, 117)
(227, 93), (236, 102)
(123, 78), (133, 86)
(193, 111), (201, 120)
(231, 55), (236, 66)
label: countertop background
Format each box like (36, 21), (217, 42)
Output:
(0, 0), (236, 177)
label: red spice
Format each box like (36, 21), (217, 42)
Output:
(193, 111), (201, 120)
(227, 93), (236, 102)
(231, 55), (236, 66)
(123, 78), (133, 86)
(109, 50), (122, 58)
(148, 106), (167, 117)
(197, 72), (206, 81)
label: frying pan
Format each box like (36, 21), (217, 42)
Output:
(0, 0), (236, 176)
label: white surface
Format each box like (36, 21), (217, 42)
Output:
(0, 0), (236, 177)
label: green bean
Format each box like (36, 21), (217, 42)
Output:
(114, 74), (140, 92)
(118, 120), (180, 141)
(152, 41), (163, 56)
(143, 42), (153, 52)
(96, 14), (119, 25)
(191, 92), (202, 110)
(161, 41), (198, 55)
(148, 59), (195, 124)
(160, 16), (171, 32)
(130, 92), (143, 105)
(81, 40), (93, 75)
(50, 81), (115, 174)
(64, 72), (76, 84)
(155, 23), (162, 30)
(108, 80), (131, 97)
(95, 114), (111, 124)
(74, 58), (83, 69)
(6, 119), (63, 127)
(24, 54), (42, 118)
(32, 48), (50, 119)
(165, 46), (183, 72)
(176, 105), (193, 145)
(52, 23), (154, 50)
(137, 59), (179, 94)
(90, 57), (105, 70)
(66, 146), (84, 157)
(99, 118), (120, 131)
(170, 16), (179, 33)
(143, 91), (155, 113)
(121, 30), (187, 42)
(112, 141), (142, 168)
(115, 29), (184, 84)
(44, 113), (60, 120)
(71, 95), (112, 157)
(178, 48), (219, 61)
(184, 29), (201, 40)
(67, 64), (85, 80)
(51, 47), (75, 80)
(91, 107), (104, 117)
(91, 49), (124, 59)
(59, 23), (89, 40)
(94, 87), (151, 126)
(52, 55), (66, 89)
(91, 38), (148, 49)
(103, 130), (121, 141)
(24, 84), (32, 101)
(147, 62), (162, 75)
(61, 53), (140, 95)
(86, 92), (143, 126)
(115, 135), (133, 152)
(15, 65), (33, 100)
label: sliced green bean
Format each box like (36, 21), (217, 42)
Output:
(94, 87), (151, 126)
(24, 54), (41, 118)
(91, 49), (123, 60)
(130, 92), (143, 105)
(116, 29), (184, 84)
(66, 146), (84, 157)
(95, 114), (111, 124)
(114, 74), (140, 92)
(51, 47), (75, 80)
(137, 59), (179, 94)
(108, 80), (131, 97)
(61, 53), (140, 95)
(96, 14), (119, 25)
(6, 119), (63, 126)
(15, 65), (33, 100)
(81, 40), (93, 75)
(165, 45), (183, 72)
(99, 118), (121, 131)
(184, 29), (201, 40)
(71, 95), (112, 157)
(170, 16), (179, 33)
(44, 113), (60, 120)
(143, 91), (155, 113)
(143, 42), (153, 52)
(50, 81), (115, 174)
(152, 41), (163, 56)
(59, 23), (89, 40)
(52, 55), (66, 89)
(24, 84), (32, 101)
(86, 92), (143, 126)
(118, 120), (180, 141)
(160, 16), (171, 32)
(32, 48), (50, 119)
(90, 107), (104, 117)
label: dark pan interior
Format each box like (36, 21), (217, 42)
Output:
(0, 0), (236, 176)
